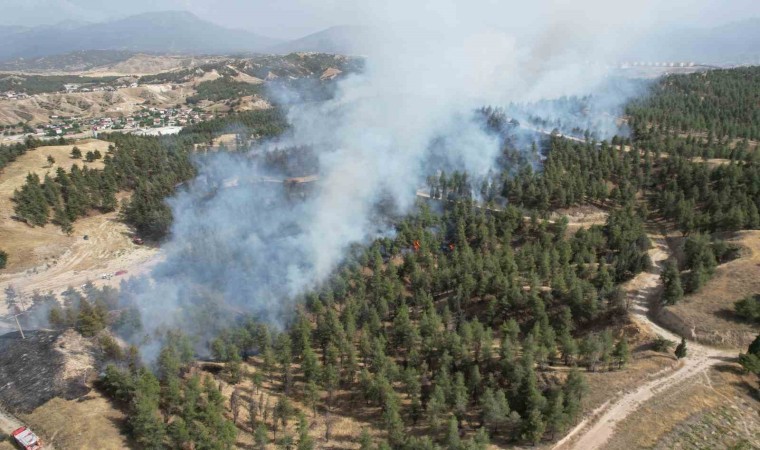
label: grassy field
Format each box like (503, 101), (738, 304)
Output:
(0, 139), (158, 316)
(19, 391), (130, 450)
(603, 360), (759, 449)
(662, 231), (760, 349)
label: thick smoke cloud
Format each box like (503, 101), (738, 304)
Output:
(126, 0), (680, 349)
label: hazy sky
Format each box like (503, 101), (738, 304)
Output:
(1, 0), (759, 39)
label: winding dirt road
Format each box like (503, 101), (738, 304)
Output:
(554, 233), (736, 450)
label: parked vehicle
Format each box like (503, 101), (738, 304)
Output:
(12, 427), (42, 450)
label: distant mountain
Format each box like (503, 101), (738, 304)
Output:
(626, 18), (760, 65)
(0, 11), (282, 62)
(0, 25), (29, 39)
(270, 25), (371, 55)
(0, 50), (139, 72)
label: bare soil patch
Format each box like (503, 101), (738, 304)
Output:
(0, 84), (191, 126)
(0, 140), (159, 316)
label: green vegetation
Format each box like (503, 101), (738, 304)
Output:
(0, 137), (52, 171)
(735, 295), (760, 323)
(627, 66), (760, 140)
(12, 65), (760, 447)
(675, 338), (688, 359)
(187, 77), (263, 104)
(99, 335), (237, 450)
(0, 250), (7, 269)
(652, 336), (674, 353)
(12, 109), (288, 239)
(180, 108), (289, 142)
(738, 335), (760, 382)
(0, 74), (119, 95)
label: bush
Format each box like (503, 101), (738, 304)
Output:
(735, 295), (760, 323)
(0, 250), (7, 269)
(652, 336), (674, 352)
(99, 334), (125, 360)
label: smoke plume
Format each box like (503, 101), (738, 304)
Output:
(125, 0), (683, 350)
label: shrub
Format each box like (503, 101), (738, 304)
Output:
(735, 295), (760, 323)
(652, 336), (674, 352)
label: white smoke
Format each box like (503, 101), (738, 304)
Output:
(125, 0), (691, 349)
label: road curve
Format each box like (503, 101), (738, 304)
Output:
(555, 233), (736, 450)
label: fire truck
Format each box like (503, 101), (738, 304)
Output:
(12, 426), (42, 450)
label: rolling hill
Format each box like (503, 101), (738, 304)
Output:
(268, 25), (371, 55)
(0, 11), (282, 61)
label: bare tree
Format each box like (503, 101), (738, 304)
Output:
(230, 388), (241, 424)
(247, 395), (258, 431)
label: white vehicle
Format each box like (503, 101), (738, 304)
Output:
(12, 426), (42, 450)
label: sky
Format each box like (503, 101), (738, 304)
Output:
(1, 0), (759, 39)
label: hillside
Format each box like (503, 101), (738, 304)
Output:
(0, 42), (758, 450)
(0, 11), (282, 61)
(269, 25), (372, 55)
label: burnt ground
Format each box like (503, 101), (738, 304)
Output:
(0, 330), (92, 413)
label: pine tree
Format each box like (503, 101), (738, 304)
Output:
(426, 385), (447, 431)
(446, 416), (461, 449)
(675, 337), (688, 359)
(230, 388), (241, 424)
(613, 339), (630, 369)
(296, 413), (314, 450)
(130, 370), (165, 449)
(383, 392), (405, 447)
(522, 407), (545, 446)
(558, 330), (578, 366)
(359, 429), (373, 450)
(254, 423), (268, 449)
(546, 391), (566, 440)
(14, 173), (49, 226)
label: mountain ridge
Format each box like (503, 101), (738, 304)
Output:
(0, 11), (282, 61)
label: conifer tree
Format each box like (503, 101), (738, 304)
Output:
(675, 337), (688, 359)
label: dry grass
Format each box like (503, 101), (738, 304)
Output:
(203, 316), (678, 450)
(0, 84), (191, 126)
(0, 139), (158, 315)
(580, 320), (677, 411)
(663, 230), (760, 349)
(0, 140), (107, 270)
(602, 361), (760, 450)
(18, 391), (129, 450)
(551, 205), (609, 235)
(204, 359), (386, 450)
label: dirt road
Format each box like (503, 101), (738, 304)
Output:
(0, 405), (56, 450)
(0, 405), (22, 435)
(0, 210), (159, 319)
(0, 141), (160, 317)
(554, 234), (736, 450)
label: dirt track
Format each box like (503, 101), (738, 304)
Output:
(0, 141), (159, 317)
(0, 405), (22, 435)
(554, 233), (736, 450)
(0, 405), (56, 450)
